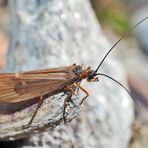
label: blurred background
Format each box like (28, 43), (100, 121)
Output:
(0, 0), (147, 147)
(91, 1), (148, 147)
(91, 0), (148, 148)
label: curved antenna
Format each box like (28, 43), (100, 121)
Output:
(94, 17), (148, 73)
(96, 73), (140, 110)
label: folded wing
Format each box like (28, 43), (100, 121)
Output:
(0, 72), (72, 103)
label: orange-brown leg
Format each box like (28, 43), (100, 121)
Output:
(76, 82), (89, 105)
(23, 96), (43, 128)
(76, 80), (82, 95)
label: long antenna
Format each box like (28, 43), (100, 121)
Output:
(94, 16), (148, 73)
(96, 73), (140, 110)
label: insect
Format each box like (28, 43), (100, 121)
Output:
(0, 17), (147, 128)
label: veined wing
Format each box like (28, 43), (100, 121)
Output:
(0, 72), (76, 103)
(20, 64), (78, 74)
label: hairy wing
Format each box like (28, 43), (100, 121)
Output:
(0, 73), (73, 103)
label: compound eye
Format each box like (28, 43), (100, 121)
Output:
(89, 70), (94, 75)
(87, 70), (95, 79)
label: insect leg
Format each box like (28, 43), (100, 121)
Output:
(63, 92), (72, 123)
(23, 96), (43, 128)
(63, 85), (77, 123)
(76, 80), (82, 95)
(76, 82), (89, 105)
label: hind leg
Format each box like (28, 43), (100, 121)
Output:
(23, 96), (44, 128)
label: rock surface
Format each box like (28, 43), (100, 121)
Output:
(0, 0), (134, 148)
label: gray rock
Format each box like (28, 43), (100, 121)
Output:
(3, 0), (134, 147)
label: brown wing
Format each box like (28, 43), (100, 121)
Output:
(20, 64), (77, 74)
(0, 72), (75, 103)
(21, 66), (69, 74)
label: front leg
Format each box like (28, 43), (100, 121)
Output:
(76, 82), (89, 105)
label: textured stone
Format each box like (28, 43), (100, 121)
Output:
(0, 0), (134, 147)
